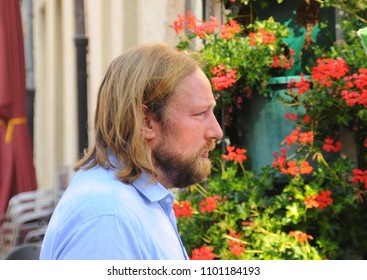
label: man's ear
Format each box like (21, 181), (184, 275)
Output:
(142, 105), (156, 140)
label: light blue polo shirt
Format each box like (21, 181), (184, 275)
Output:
(40, 161), (188, 260)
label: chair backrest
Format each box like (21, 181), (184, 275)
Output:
(2, 243), (41, 260)
(0, 190), (55, 256)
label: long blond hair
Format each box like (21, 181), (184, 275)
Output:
(74, 43), (199, 183)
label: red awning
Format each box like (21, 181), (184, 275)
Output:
(0, 0), (38, 217)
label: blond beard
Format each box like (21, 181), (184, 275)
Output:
(152, 139), (216, 188)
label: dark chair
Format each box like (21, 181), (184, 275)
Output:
(2, 243), (41, 260)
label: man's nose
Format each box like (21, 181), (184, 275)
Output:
(206, 112), (223, 140)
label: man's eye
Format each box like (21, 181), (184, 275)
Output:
(195, 112), (206, 117)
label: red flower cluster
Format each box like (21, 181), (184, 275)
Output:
(288, 74), (311, 94)
(221, 20), (241, 40)
(173, 200), (194, 217)
(303, 114), (311, 123)
(289, 230), (313, 243)
(352, 169), (367, 188)
(173, 11), (241, 41)
(284, 112), (298, 121)
(173, 11), (220, 37)
(173, 14), (185, 34)
(341, 68), (367, 107)
(210, 64), (238, 91)
(283, 127), (314, 147)
(280, 160), (313, 176)
(273, 147), (287, 169)
(190, 245), (217, 260)
(194, 16), (221, 38)
(284, 127), (300, 146)
(199, 195), (221, 213)
(249, 28), (276, 46)
(311, 57), (349, 87)
(221, 145), (247, 163)
(273, 127), (315, 175)
(228, 229), (246, 257)
(298, 131), (314, 145)
(323, 137), (342, 153)
(304, 190), (333, 209)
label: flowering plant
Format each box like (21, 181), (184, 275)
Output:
(174, 145), (324, 260)
(172, 11), (295, 111)
(174, 125), (367, 259)
(171, 1), (367, 260)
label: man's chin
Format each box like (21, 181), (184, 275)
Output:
(152, 147), (214, 188)
(192, 159), (212, 182)
(171, 161), (212, 189)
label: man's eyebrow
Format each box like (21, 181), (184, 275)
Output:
(202, 104), (216, 110)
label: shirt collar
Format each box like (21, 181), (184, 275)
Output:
(132, 171), (173, 203)
(108, 151), (172, 203)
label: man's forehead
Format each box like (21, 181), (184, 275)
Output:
(171, 70), (214, 103)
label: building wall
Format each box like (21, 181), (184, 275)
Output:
(31, 0), (220, 190)
(33, 0), (77, 189)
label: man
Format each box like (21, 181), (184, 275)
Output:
(40, 43), (223, 260)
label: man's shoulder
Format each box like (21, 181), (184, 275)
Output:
(57, 167), (143, 215)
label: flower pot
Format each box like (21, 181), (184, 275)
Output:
(253, 0), (336, 76)
(234, 76), (306, 174)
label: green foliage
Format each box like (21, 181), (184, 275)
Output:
(175, 146), (367, 259)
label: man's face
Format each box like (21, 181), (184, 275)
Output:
(149, 68), (223, 188)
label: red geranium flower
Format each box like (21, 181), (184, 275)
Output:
(190, 245), (217, 260)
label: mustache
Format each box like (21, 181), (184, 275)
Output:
(200, 139), (217, 154)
